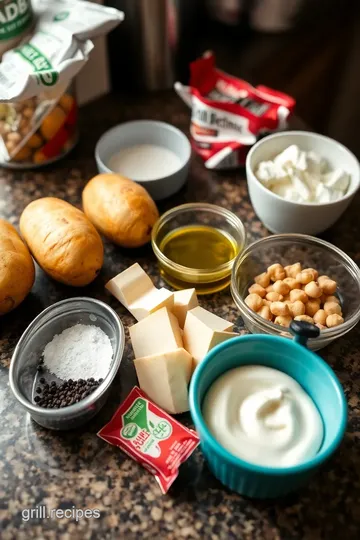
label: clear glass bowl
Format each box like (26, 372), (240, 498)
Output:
(231, 234), (360, 350)
(152, 203), (247, 294)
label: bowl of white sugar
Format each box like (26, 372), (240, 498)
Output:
(95, 120), (192, 200)
(9, 297), (125, 430)
(246, 131), (360, 235)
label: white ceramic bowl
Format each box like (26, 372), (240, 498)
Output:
(246, 131), (360, 235)
(95, 120), (191, 201)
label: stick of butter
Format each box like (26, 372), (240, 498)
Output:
(134, 348), (192, 414)
(129, 307), (183, 359)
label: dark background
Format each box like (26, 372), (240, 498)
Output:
(106, 0), (360, 157)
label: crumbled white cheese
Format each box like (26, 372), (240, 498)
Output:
(255, 145), (351, 203)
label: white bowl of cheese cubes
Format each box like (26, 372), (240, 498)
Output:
(246, 131), (360, 235)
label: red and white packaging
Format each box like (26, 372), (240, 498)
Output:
(175, 52), (296, 169)
(97, 387), (200, 494)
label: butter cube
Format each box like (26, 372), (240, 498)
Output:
(106, 264), (174, 321)
(105, 263), (154, 308)
(172, 289), (198, 328)
(130, 287), (174, 321)
(134, 348), (192, 414)
(129, 307), (183, 359)
(187, 306), (234, 332)
(183, 307), (237, 366)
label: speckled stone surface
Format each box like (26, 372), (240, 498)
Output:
(0, 92), (359, 539)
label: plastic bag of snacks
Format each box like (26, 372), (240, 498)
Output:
(0, 0), (123, 168)
(0, 0), (34, 58)
(175, 51), (296, 169)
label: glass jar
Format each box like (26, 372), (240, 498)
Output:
(0, 82), (79, 168)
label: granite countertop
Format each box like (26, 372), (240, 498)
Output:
(0, 92), (359, 540)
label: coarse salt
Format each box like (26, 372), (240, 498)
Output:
(43, 324), (113, 381)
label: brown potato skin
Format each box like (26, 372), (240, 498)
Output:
(82, 173), (159, 248)
(0, 219), (35, 315)
(20, 198), (103, 286)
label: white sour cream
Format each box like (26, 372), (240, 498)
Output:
(108, 144), (182, 181)
(203, 366), (324, 468)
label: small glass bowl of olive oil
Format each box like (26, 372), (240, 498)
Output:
(151, 203), (247, 294)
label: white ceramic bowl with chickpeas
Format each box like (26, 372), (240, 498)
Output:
(231, 234), (360, 350)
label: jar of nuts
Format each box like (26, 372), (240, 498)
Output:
(0, 84), (78, 168)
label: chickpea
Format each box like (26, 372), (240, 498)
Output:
(324, 301), (342, 316)
(266, 291), (283, 302)
(318, 275), (330, 287)
(262, 299), (272, 308)
(321, 279), (337, 295)
(313, 309), (327, 326)
(326, 314), (344, 328)
(304, 281), (322, 299)
(296, 269), (316, 285)
(267, 263), (286, 282)
(273, 280), (290, 296)
(5, 140), (16, 153)
(22, 106), (34, 119)
(316, 323), (327, 330)
(323, 295), (340, 305)
(258, 306), (272, 321)
(283, 294), (291, 302)
(7, 131), (22, 143)
(290, 289), (308, 304)
(274, 315), (292, 327)
(289, 300), (306, 318)
(245, 293), (263, 312)
(254, 272), (271, 288)
(305, 300), (321, 317)
(306, 267), (319, 280)
(294, 315), (314, 324)
(248, 284), (266, 298)
(284, 262), (302, 279)
(266, 284), (274, 293)
(270, 302), (290, 317)
(283, 277), (301, 290)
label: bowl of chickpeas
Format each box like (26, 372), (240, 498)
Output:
(230, 234), (360, 350)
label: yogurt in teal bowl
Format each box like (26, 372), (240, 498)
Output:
(189, 323), (347, 498)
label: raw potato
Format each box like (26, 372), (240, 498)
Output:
(82, 174), (159, 248)
(20, 198), (103, 286)
(0, 219), (35, 315)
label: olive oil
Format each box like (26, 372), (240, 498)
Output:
(158, 225), (240, 294)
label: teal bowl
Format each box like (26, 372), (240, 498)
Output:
(189, 334), (347, 499)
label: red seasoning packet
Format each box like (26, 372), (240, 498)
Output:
(175, 51), (296, 169)
(97, 387), (200, 494)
